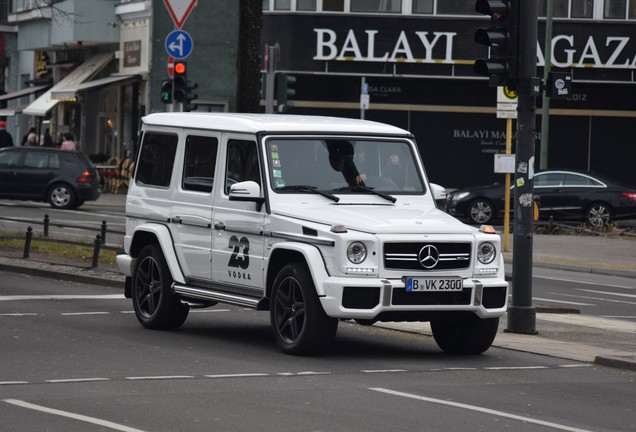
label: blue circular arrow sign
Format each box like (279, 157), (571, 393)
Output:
(165, 30), (193, 59)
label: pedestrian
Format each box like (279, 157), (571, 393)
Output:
(25, 132), (38, 146)
(41, 128), (54, 147)
(60, 133), (77, 151)
(0, 120), (13, 148)
(21, 127), (36, 146)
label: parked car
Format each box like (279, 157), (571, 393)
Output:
(0, 147), (101, 209)
(446, 170), (636, 227)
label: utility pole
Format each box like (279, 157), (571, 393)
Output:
(265, 44), (279, 114)
(507, 0), (539, 335)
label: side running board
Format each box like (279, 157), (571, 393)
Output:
(172, 284), (266, 309)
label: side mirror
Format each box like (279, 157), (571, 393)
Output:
(430, 183), (447, 201)
(229, 181), (265, 208)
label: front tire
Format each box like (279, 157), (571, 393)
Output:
(431, 313), (499, 354)
(270, 263), (338, 355)
(48, 183), (76, 209)
(468, 198), (495, 225)
(132, 245), (189, 330)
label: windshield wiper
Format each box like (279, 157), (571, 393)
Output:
(332, 185), (397, 203)
(276, 185), (340, 202)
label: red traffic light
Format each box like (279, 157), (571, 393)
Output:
(174, 61), (186, 75)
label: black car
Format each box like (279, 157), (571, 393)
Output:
(446, 170), (636, 227)
(0, 147), (101, 209)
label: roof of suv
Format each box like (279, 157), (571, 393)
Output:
(142, 113), (413, 136)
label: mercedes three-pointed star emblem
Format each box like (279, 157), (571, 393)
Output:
(418, 245), (440, 269)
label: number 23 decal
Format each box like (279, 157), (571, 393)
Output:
(228, 236), (250, 269)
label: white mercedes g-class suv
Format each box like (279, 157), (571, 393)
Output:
(117, 113), (508, 355)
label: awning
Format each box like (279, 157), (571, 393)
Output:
(22, 52), (114, 116)
(64, 74), (140, 97)
(0, 85), (49, 102)
(0, 104), (28, 117)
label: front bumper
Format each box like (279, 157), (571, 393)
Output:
(318, 276), (508, 321)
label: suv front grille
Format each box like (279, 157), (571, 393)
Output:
(384, 242), (471, 271)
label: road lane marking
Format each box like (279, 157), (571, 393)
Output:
(205, 373), (269, 379)
(370, 388), (594, 432)
(534, 275), (635, 290)
(555, 293), (636, 306)
(0, 313), (38, 316)
(2, 399), (148, 432)
(125, 375), (195, 380)
(577, 289), (636, 299)
(0, 294), (125, 301)
(484, 366), (549, 370)
(362, 369), (407, 373)
(46, 378), (110, 383)
(0, 381), (29, 385)
(61, 312), (110, 316)
(534, 297), (595, 306)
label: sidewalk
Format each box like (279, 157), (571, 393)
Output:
(1, 193), (635, 370)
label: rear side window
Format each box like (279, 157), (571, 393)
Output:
(23, 152), (61, 169)
(182, 135), (218, 193)
(136, 133), (178, 187)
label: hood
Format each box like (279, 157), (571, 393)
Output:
(272, 202), (476, 235)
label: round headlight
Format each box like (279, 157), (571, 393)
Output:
(347, 241), (367, 264)
(477, 242), (496, 264)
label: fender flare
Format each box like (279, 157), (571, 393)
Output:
(268, 242), (329, 297)
(131, 224), (186, 284)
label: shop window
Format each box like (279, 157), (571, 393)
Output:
(412, 0), (433, 14)
(630, 0), (636, 17)
(274, 0), (291, 10)
(605, 0), (627, 18)
(323, 0), (344, 11)
(351, 0), (401, 13)
(436, 0), (478, 15)
(297, 0), (316, 10)
(571, 0), (594, 17)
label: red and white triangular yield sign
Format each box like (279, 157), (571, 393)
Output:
(164, 0), (197, 29)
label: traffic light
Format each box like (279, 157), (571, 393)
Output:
(473, 0), (519, 89)
(172, 61), (198, 111)
(275, 73), (296, 113)
(160, 79), (172, 104)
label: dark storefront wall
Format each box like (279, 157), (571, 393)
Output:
(263, 13), (636, 189)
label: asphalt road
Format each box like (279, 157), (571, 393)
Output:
(1, 272), (635, 432)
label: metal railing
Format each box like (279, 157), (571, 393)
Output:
(0, 214), (125, 268)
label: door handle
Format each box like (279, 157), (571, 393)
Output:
(170, 216), (182, 224)
(214, 222), (225, 230)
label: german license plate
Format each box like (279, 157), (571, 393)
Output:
(405, 277), (463, 292)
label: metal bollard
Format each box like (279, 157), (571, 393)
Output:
(44, 214), (49, 237)
(100, 220), (107, 245)
(23, 226), (33, 258)
(92, 234), (102, 268)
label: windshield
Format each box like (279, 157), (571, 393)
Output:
(267, 138), (424, 194)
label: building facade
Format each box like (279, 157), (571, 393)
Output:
(1, 0), (634, 189)
(261, 0), (636, 188)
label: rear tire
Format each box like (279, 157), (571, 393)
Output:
(585, 202), (612, 227)
(270, 263), (338, 355)
(431, 313), (499, 354)
(468, 198), (495, 225)
(132, 244), (189, 330)
(48, 183), (76, 209)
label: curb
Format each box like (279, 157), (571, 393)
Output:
(594, 355), (636, 372)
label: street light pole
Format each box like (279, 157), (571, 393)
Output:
(540, 0), (554, 169)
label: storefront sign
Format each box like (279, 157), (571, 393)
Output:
(124, 40), (142, 67)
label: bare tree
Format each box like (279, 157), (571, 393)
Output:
(236, 0), (263, 113)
